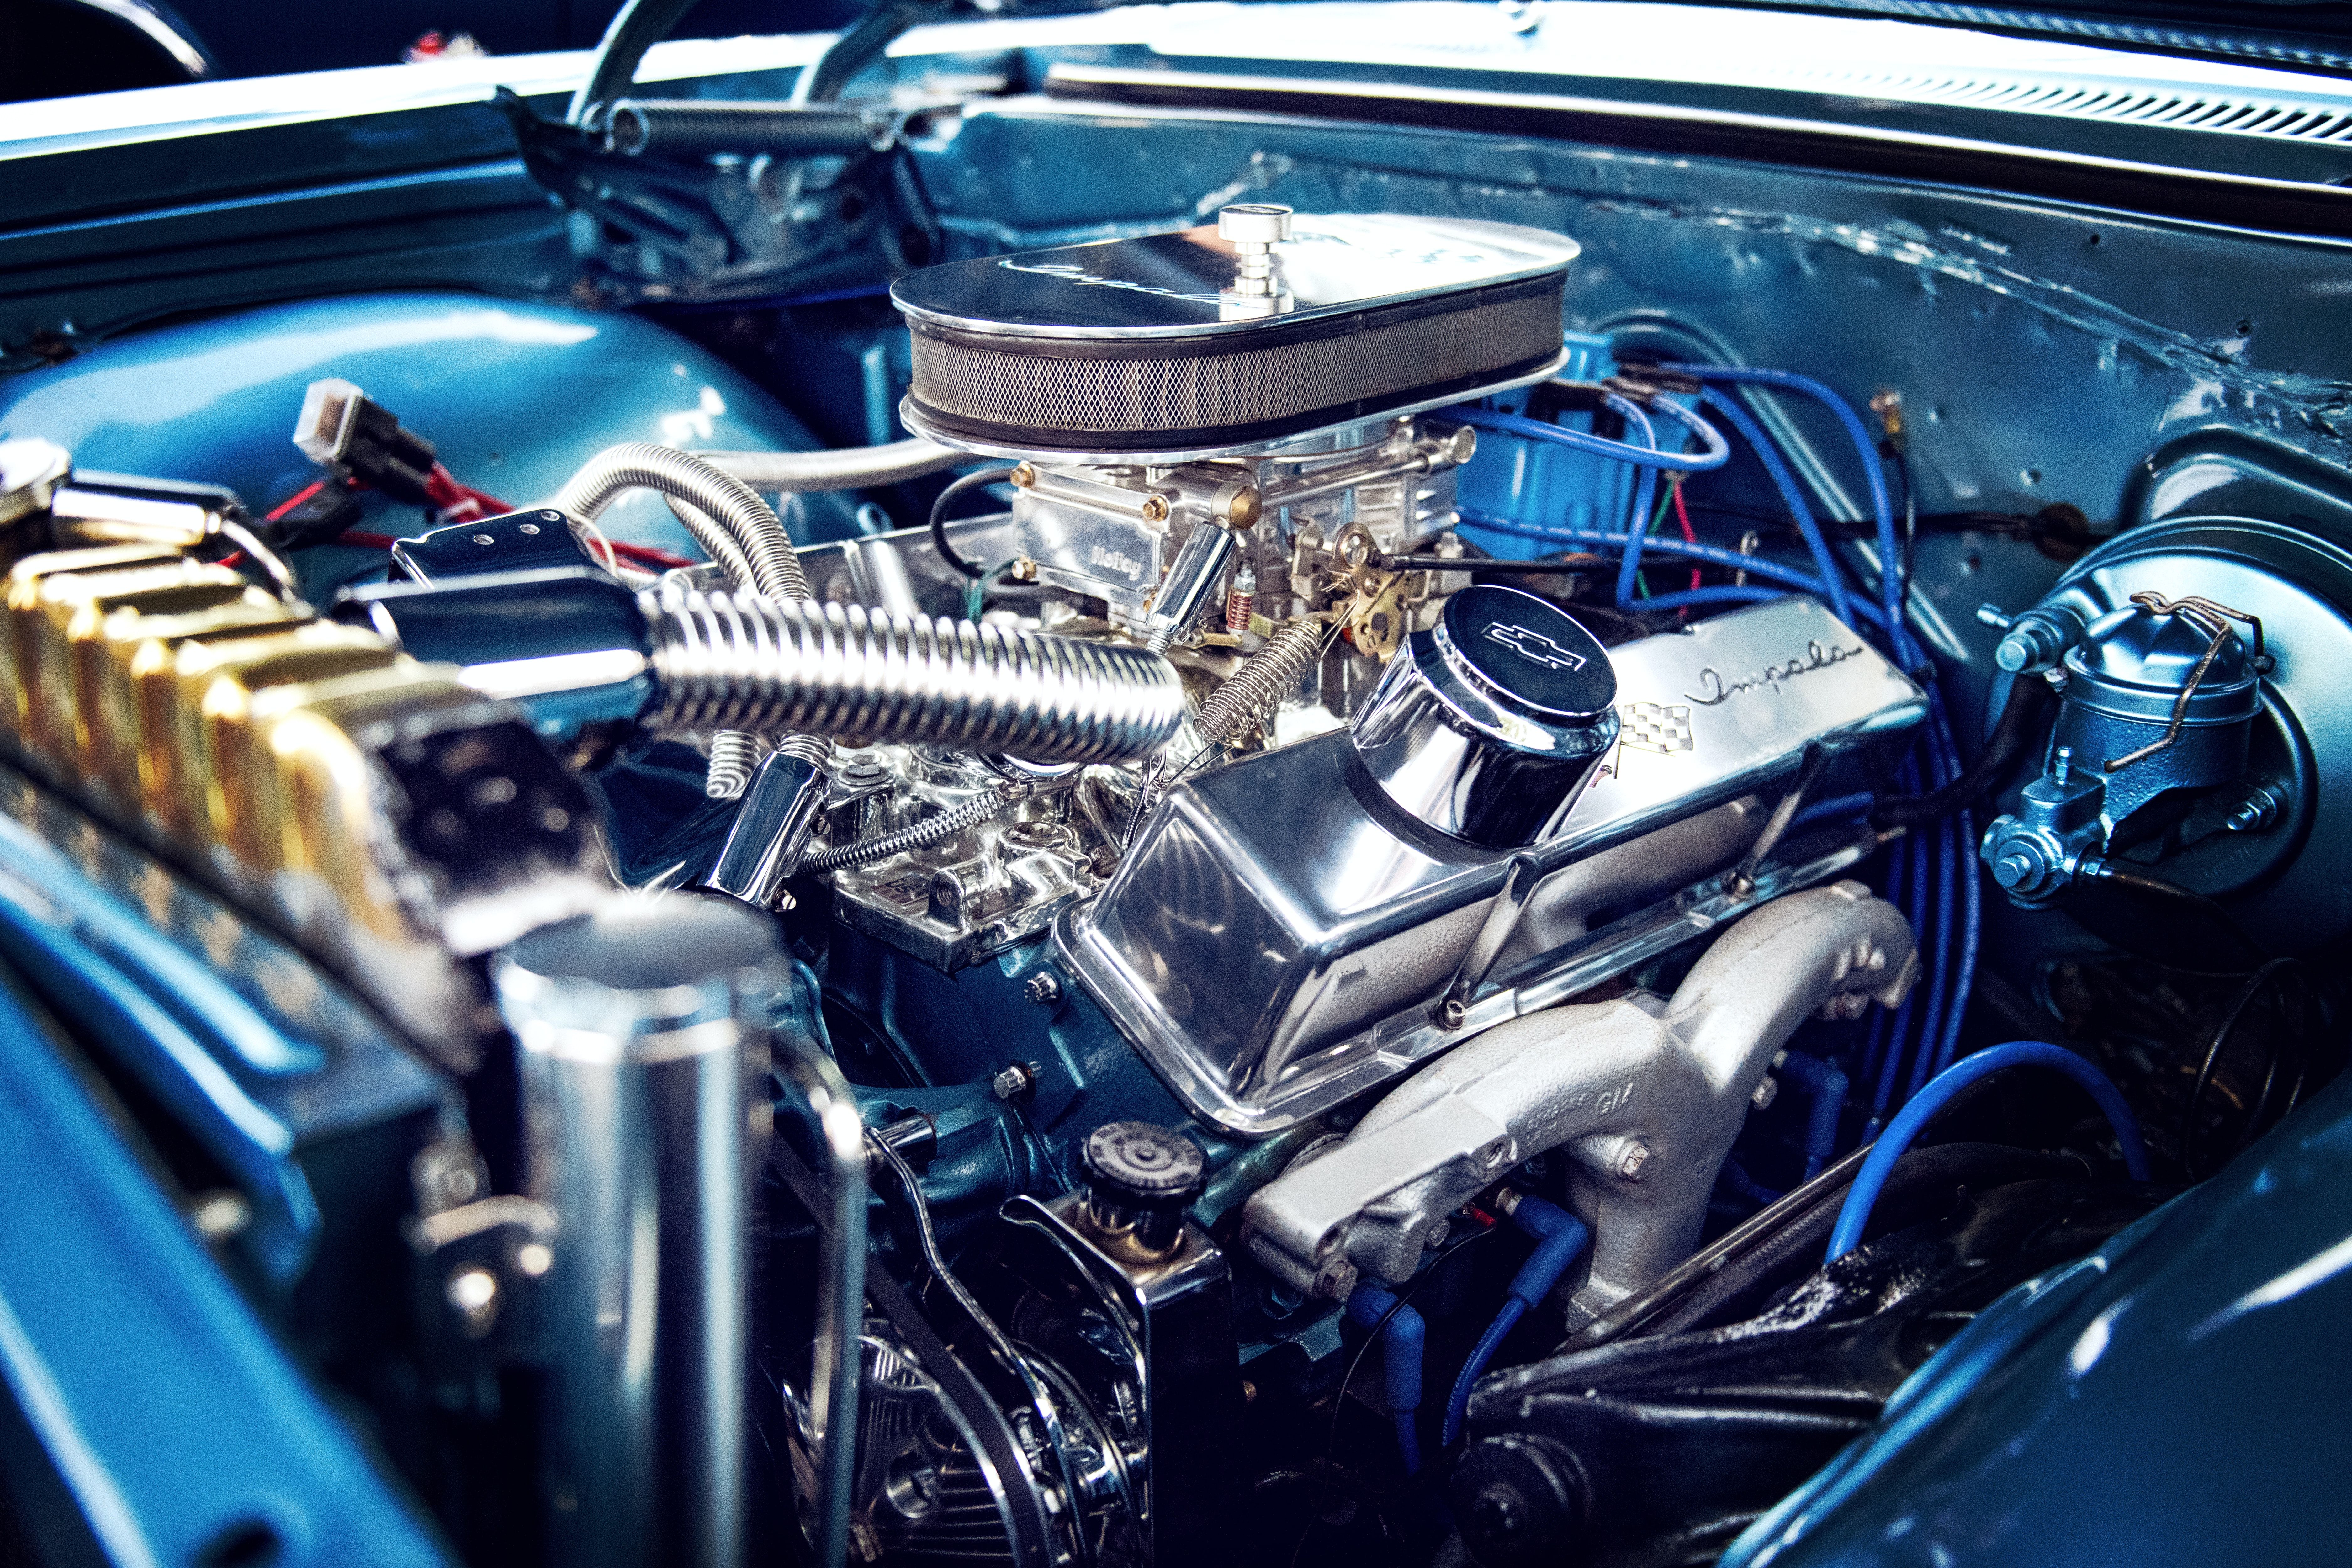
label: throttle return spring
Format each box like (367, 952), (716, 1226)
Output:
(1192, 618), (1329, 748)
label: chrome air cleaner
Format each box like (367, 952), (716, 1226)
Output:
(891, 209), (1579, 461)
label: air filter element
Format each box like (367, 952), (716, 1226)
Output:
(891, 210), (1579, 461)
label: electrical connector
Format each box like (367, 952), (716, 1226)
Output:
(293, 378), (439, 506)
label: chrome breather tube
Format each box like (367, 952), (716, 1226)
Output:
(495, 899), (782, 1568)
(698, 439), (960, 494)
(643, 589), (1188, 765)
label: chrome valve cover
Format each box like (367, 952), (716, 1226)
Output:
(1057, 595), (1926, 1135)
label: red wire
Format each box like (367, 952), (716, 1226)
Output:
(273, 467), (698, 572)
(1672, 481), (1703, 592)
(263, 479), (328, 524)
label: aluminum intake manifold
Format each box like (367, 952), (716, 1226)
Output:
(1240, 882), (1916, 1314)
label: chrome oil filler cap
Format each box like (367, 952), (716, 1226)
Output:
(889, 211), (1579, 461)
(1351, 584), (1618, 847)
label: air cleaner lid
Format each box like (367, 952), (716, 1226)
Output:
(892, 212), (1579, 339)
(892, 210), (1578, 459)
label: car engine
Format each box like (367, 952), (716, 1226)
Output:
(4, 12), (2352, 1568)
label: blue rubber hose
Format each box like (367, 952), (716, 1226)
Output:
(1440, 1195), (1590, 1447)
(1777, 1051), (1851, 1180)
(1826, 1041), (2152, 1264)
(1347, 1282), (1428, 1475)
(1697, 387), (1857, 629)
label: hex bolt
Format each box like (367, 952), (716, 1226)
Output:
(447, 1265), (500, 1336)
(1751, 1075), (1779, 1111)
(1472, 1489), (1525, 1543)
(991, 1062), (1037, 1101)
(1993, 844), (2047, 891)
(1616, 1142), (1650, 1181)
(1023, 972), (1064, 1006)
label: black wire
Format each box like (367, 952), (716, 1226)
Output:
(1875, 675), (2050, 828)
(1289, 1222), (1497, 1568)
(1320, 1224), (1497, 1459)
(2183, 957), (2304, 1180)
(2084, 863), (2267, 974)
(929, 467), (1012, 580)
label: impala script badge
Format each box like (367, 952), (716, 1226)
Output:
(1485, 622), (1587, 672)
(1686, 640), (1863, 706)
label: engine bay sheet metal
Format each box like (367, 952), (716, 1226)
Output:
(1059, 595), (1924, 1135)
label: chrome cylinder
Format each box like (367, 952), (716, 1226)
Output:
(1143, 520), (1238, 654)
(706, 748), (829, 907)
(643, 588), (1186, 764)
(1349, 584), (1618, 846)
(494, 900), (780, 1568)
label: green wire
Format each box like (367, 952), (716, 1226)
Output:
(1633, 477), (1677, 600)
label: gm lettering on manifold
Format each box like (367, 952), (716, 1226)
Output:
(1484, 622), (1587, 672)
(1686, 639), (1863, 706)
(1089, 544), (1144, 579)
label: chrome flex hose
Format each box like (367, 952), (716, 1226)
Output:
(554, 442), (822, 794)
(803, 783), (1021, 873)
(1193, 618), (1330, 747)
(641, 589), (1186, 765)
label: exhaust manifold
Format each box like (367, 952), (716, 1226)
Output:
(1240, 882), (1917, 1316)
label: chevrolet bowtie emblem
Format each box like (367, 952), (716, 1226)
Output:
(1483, 622), (1587, 672)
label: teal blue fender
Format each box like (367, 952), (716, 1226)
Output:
(1726, 1065), (2352, 1567)
(0, 290), (867, 552)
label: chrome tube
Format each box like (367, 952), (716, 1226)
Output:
(699, 438), (960, 494)
(642, 589), (1187, 764)
(493, 899), (780, 1568)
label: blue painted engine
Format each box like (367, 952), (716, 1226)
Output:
(5, 9), (2352, 1568)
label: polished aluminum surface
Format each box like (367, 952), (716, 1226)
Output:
(1349, 584), (1618, 846)
(1058, 595), (1924, 1134)
(641, 587), (1187, 763)
(1240, 881), (1916, 1310)
(705, 749), (829, 908)
(891, 213), (1578, 342)
(493, 899), (780, 1568)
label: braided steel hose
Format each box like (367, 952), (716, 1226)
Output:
(1193, 619), (1329, 747)
(803, 784), (1020, 874)
(556, 442), (822, 793)
(642, 589), (1186, 765)
(557, 442), (809, 601)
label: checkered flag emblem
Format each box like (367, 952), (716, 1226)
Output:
(1618, 702), (1694, 754)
